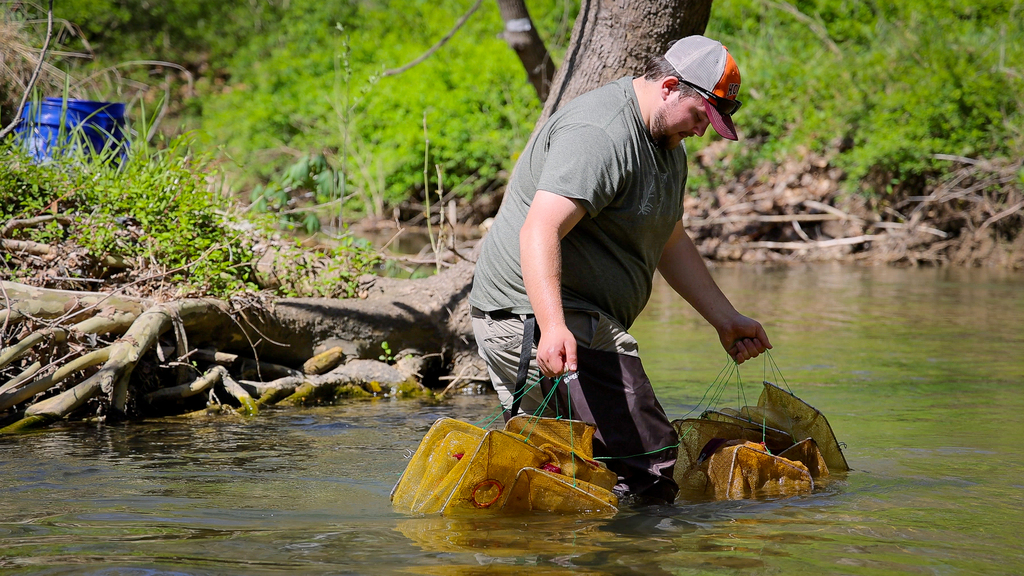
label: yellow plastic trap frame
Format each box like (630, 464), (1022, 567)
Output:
(392, 416), (618, 516)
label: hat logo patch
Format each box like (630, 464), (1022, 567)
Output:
(726, 83), (740, 98)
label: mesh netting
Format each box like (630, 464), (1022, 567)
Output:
(670, 379), (845, 500)
(706, 441), (814, 499)
(392, 416), (619, 516)
(757, 381), (850, 472)
(504, 467), (618, 515)
(504, 415), (595, 457)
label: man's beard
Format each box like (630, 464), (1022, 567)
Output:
(650, 107), (677, 150)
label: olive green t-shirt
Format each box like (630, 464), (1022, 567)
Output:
(469, 76), (688, 329)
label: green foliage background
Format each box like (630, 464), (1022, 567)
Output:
(51, 0), (573, 221)
(12, 0), (1024, 213)
(701, 0), (1024, 195)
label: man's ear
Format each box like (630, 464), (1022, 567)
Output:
(660, 76), (680, 101)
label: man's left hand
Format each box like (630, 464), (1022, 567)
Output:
(717, 314), (772, 364)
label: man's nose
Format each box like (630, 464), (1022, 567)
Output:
(695, 119), (709, 137)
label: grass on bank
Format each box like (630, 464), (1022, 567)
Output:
(0, 128), (380, 298)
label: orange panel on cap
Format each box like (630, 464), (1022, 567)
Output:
(713, 49), (741, 103)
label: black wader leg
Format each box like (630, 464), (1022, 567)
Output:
(505, 315), (537, 422)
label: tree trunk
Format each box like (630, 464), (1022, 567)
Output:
(496, 0), (556, 101)
(538, 0), (713, 127)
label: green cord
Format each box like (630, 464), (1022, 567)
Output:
(593, 441), (680, 460)
(472, 372), (545, 428)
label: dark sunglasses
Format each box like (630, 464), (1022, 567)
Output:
(681, 80), (742, 116)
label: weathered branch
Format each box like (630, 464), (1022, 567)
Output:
(741, 235), (878, 250)
(190, 348), (302, 381)
(1, 215), (73, 237)
(220, 370), (258, 415)
(239, 376), (304, 405)
(0, 307), (137, 370)
(0, 281), (150, 323)
(144, 364), (223, 404)
(22, 299), (230, 421)
(69, 309), (139, 336)
(0, 347), (110, 411)
(0, 361), (42, 396)
(1, 238), (54, 255)
(0, 309), (24, 327)
(0, 327), (65, 370)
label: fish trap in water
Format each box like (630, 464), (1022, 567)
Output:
(672, 381), (848, 500)
(391, 416), (618, 516)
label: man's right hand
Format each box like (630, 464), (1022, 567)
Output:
(536, 324), (578, 377)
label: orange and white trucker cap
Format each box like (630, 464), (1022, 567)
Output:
(664, 36), (742, 140)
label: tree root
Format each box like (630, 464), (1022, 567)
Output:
(0, 328), (65, 370)
(17, 299), (229, 422)
(0, 361), (42, 393)
(0, 414), (56, 434)
(220, 370), (258, 416)
(0, 348), (110, 412)
(0, 260), (485, 432)
(191, 349), (302, 381)
(144, 365), (224, 404)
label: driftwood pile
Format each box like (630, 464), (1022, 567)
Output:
(684, 147), (1024, 268)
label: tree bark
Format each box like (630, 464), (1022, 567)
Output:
(496, 0), (556, 101)
(538, 0), (713, 127)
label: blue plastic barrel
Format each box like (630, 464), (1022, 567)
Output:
(15, 98), (128, 162)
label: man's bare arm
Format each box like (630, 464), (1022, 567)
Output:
(657, 221), (771, 363)
(520, 190), (586, 376)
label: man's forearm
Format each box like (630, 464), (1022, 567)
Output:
(657, 223), (738, 329)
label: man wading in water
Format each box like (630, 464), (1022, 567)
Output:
(469, 36), (772, 505)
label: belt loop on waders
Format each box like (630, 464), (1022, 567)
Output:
(506, 314), (538, 421)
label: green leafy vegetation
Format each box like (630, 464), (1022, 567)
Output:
(7, 0), (1022, 220)
(0, 129), (380, 297)
(31, 0), (572, 220)
(701, 0), (1024, 194)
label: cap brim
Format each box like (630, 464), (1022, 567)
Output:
(701, 96), (738, 141)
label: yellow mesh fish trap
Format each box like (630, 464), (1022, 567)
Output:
(706, 441), (814, 500)
(504, 415), (595, 457)
(391, 418), (485, 512)
(392, 416), (619, 516)
(757, 382), (849, 472)
(670, 377), (845, 500)
(504, 467), (618, 515)
(672, 418), (766, 493)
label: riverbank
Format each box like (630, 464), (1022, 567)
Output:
(2, 148), (1021, 432)
(351, 151), (1024, 271)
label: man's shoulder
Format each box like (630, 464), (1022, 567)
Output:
(550, 77), (636, 130)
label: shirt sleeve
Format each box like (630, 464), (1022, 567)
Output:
(535, 123), (626, 218)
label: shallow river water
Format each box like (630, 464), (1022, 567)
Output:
(2, 264), (1023, 575)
